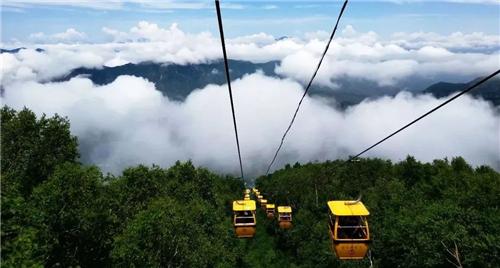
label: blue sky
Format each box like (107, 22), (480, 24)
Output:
(2, 0), (499, 43)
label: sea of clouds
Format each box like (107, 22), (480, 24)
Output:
(1, 21), (499, 176)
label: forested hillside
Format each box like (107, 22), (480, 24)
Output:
(0, 106), (246, 267)
(57, 59), (500, 107)
(423, 77), (500, 106)
(2, 106), (499, 267)
(55, 60), (278, 101)
(255, 159), (500, 268)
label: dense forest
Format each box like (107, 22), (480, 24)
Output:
(2, 106), (499, 267)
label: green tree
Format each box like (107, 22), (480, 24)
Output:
(112, 197), (239, 267)
(1, 106), (79, 198)
(29, 163), (113, 267)
(256, 156), (500, 268)
(105, 164), (169, 228)
(1, 106), (81, 267)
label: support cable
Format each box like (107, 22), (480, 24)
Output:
(265, 0), (349, 175)
(324, 69), (500, 174)
(215, 0), (245, 182)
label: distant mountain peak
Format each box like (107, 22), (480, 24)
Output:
(1, 47), (45, 54)
(275, 36), (289, 41)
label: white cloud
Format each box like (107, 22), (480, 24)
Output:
(227, 32), (276, 46)
(2, 73), (499, 177)
(390, 31), (500, 50)
(304, 30), (330, 41)
(389, 0), (500, 4)
(2, 38), (23, 47)
(5, 23), (499, 89)
(2, 6), (26, 12)
(276, 48), (420, 87)
(1, 0), (249, 11)
(220, 3), (246, 9)
(136, 1), (245, 10)
(274, 25), (499, 86)
(1, 47), (105, 85)
(136, 1), (207, 10)
(262, 5), (278, 9)
(295, 4), (323, 8)
(28, 28), (88, 44)
(275, 31), (498, 86)
(2, 0), (124, 10)
(342, 25), (356, 37)
(223, 15), (332, 26)
(102, 27), (130, 42)
(2, 0), (498, 13)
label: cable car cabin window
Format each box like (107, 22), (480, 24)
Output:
(235, 211), (255, 224)
(279, 213), (292, 222)
(336, 216), (368, 239)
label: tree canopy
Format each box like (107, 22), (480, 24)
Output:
(2, 105), (499, 268)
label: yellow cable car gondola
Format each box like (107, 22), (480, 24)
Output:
(257, 195), (263, 203)
(255, 191), (260, 197)
(244, 196), (250, 201)
(327, 199), (370, 260)
(244, 194), (250, 199)
(233, 200), (256, 238)
(277, 206), (292, 229)
(266, 204), (275, 218)
(245, 189), (250, 194)
(260, 199), (267, 209)
(253, 188), (258, 194)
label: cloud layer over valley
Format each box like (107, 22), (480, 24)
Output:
(2, 21), (499, 176)
(2, 72), (499, 176)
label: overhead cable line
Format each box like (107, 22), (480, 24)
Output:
(215, 0), (245, 183)
(265, 0), (349, 176)
(324, 68), (500, 174)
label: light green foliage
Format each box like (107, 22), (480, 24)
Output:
(1, 106), (80, 198)
(1, 106), (80, 267)
(0, 227), (44, 268)
(256, 156), (500, 268)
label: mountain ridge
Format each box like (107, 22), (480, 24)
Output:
(56, 60), (499, 107)
(1, 47), (44, 53)
(55, 60), (279, 101)
(3, 46), (494, 107)
(422, 76), (500, 106)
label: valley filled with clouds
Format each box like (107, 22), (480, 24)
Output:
(2, 21), (499, 176)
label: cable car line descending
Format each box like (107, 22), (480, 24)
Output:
(265, 0), (349, 176)
(324, 68), (500, 175)
(215, 0), (245, 182)
(257, 69), (499, 257)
